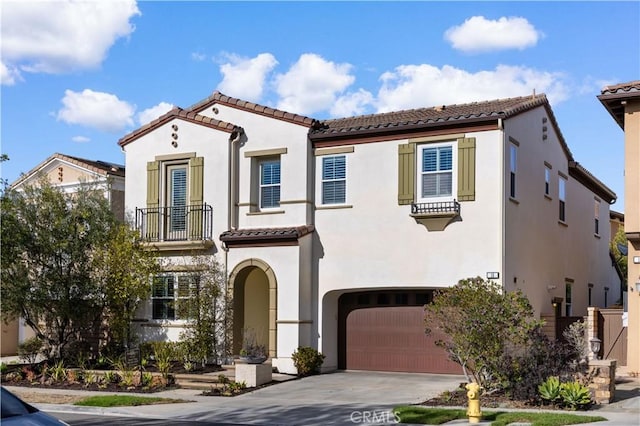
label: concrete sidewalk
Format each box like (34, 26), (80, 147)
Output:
(4, 370), (640, 425)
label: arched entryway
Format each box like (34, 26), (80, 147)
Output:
(228, 259), (277, 358)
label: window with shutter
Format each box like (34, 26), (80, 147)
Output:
(417, 142), (456, 203)
(322, 155), (346, 204)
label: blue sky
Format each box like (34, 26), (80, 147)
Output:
(1, 1), (638, 211)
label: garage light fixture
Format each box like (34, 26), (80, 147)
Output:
(486, 272), (499, 280)
(633, 256), (640, 264)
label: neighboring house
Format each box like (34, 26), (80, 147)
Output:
(599, 81), (640, 373)
(119, 92), (619, 375)
(0, 153), (125, 356)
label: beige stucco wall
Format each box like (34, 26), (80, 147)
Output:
(503, 106), (618, 317)
(624, 99), (640, 371)
(1, 319), (19, 356)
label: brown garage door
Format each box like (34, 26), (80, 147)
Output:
(345, 306), (461, 374)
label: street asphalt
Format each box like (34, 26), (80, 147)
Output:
(4, 370), (640, 425)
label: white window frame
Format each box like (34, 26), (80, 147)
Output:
(151, 273), (195, 321)
(321, 155), (347, 205)
(510, 144), (517, 198)
(594, 199), (600, 235)
(417, 141), (457, 203)
(544, 165), (551, 196)
(165, 163), (188, 235)
(559, 175), (567, 222)
(259, 158), (281, 209)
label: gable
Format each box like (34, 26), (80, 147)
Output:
(11, 153), (120, 189)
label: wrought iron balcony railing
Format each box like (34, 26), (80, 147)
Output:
(135, 203), (213, 242)
(411, 200), (460, 215)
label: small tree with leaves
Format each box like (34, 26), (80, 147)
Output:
(175, 255), (232, 367)
(424, 277), (542, 391)
(93, 222), (160, 351)
(1, 179), (116, 359)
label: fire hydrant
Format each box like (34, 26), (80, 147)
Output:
(465, 382), (482, 424)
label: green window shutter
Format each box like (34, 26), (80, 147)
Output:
(398, 143), (415, 205)
(189, 157), (204, 204)
(146, 161), (160, 240)
(457, 137), (476, 201)
(189, 157), (204, 239)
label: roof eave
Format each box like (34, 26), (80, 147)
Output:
(309, 115), (502, 142)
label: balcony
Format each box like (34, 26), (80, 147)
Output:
(410, 200), (460, 231)
(135, 203), (213, 250)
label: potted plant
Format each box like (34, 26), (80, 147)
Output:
(238, 328), (267, 364)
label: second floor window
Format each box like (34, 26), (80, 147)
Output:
(419, 143), (454, 200)
(559, 175), (567, 222)
(167, 164), (187, 232)
(322, 155), (346, 204)
(594, 199), (600, 235)
(544, 165), (551, 196)
(510, 144), (517, 198)
(260, 159), (281, 209)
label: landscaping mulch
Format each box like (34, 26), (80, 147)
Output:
(420, 388), (556, 410)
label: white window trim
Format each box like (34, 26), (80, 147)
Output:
(151, 273), (195, 322)
(321, 155), (347, 205)
(416, 141), (457, 204)
(509, 144), (517, 199)
(259, 158), (281, 210)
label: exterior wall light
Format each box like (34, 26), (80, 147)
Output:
(633, 256), (640, 264)
(589, 337), (601, 360)
(486, 272), (499, 280)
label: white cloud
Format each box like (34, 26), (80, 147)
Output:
(330, 89), (374, 117)
(57, 89), (135, 132)
(217, 53), (278, 101)
(71, 136), (90, 143)
(445, 16), (542, 53)
(0, 61), (21, 85)
(1, 0), (140, 83)
(377, 64), (568, 112)
(137, 102), (174, 126)
(274, 53), (355, 116)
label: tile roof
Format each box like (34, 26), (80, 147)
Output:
(569, 161), (616, 204)
(118, 107), (239, 147)
(220, 225), (315, 246)
(187, 91), (319, 128)
(598, 80), (640, 129)
(11, 153), (125, 188)
(600, 80), (640, 95)
(309, 94), (550, 138)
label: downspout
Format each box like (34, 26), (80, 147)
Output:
(498, 118), (506, 294)
(228, 126), (244, 231)
(224, 126), (243, 364)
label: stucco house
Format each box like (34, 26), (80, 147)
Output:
(1, 153), (125, 356)
(119, 91), (619, 374)
(599, 81), (640, 372)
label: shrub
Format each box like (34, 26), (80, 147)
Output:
(538, 376), (562, 404)
(84, 371), (97, 387)
(17, 337), (43, 364)
(103, 370), (119, 384)
(49, 360), (67, 382)
(292, 346), (325, 377)
(141, 371), (153, 388)
(560, 381), (592, 410)
(424, 277), (542, 392)
(0, 362), (7, 374)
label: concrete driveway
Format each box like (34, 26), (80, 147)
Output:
(33, 370), (466, 425)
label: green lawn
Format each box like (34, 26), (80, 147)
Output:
(393, 406), (607, 426)
(74, 394), (189, 407)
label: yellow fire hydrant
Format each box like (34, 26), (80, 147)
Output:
(465, 382), (482, 424)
